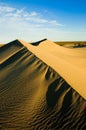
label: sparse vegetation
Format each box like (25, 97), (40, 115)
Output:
(54, 41), (86, 48)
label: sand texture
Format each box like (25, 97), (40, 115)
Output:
(0, 40), (86, 130)
(20, 39), (86, 99)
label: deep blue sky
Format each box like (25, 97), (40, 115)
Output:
(2, 0), (86, 13)
(0, 0), (86, 42)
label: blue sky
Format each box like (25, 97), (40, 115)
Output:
(0, 0), (86, 43)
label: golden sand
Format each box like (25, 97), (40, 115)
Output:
(20, 39), (86, 99)
(0, 39), (86, 129)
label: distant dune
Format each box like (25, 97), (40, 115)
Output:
(0, 39), (86, 130)
(55, 41), (86, 48)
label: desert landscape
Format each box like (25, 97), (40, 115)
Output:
(0, 39), (86, 130)
(0, 0), (86, 129)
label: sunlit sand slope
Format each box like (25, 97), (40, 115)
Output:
(0, 40), (85, 130)
(19, 39), (86, 99)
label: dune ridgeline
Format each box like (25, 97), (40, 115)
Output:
(0, 39), (86, 130)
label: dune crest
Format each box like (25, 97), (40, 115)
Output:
(17, 39), (86, 99)
(0, 39), (85, 129)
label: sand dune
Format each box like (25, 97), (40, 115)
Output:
(55, 41), (86, 48)
(0, 39), (86, 130)
(20, 39), (86, 99)
(0, 40), (23, 64)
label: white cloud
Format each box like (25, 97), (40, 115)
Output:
(0, 5), (63, 25)
(0, 5), (15, 12)
(2, 4), (85, 42)
(0, 4), (64, 43)
(0, 4), (86, 43)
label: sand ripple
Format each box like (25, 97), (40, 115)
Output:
(0, 40), (86, 130)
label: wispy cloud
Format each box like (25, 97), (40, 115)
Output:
(0, 4), (64, 42)
(0, 4), (86, 43)
(0, 5), (63, 26)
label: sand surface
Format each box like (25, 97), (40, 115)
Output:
(20, 39), (86, 99)
(55, 41), (86, 48)
(0, 39), (86, 129)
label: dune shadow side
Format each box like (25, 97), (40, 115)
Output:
(46, 78), (72, 109)
(31, 39), (47, 46)
(46, 78), (60, 108)
(0, 40), (23, 53)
